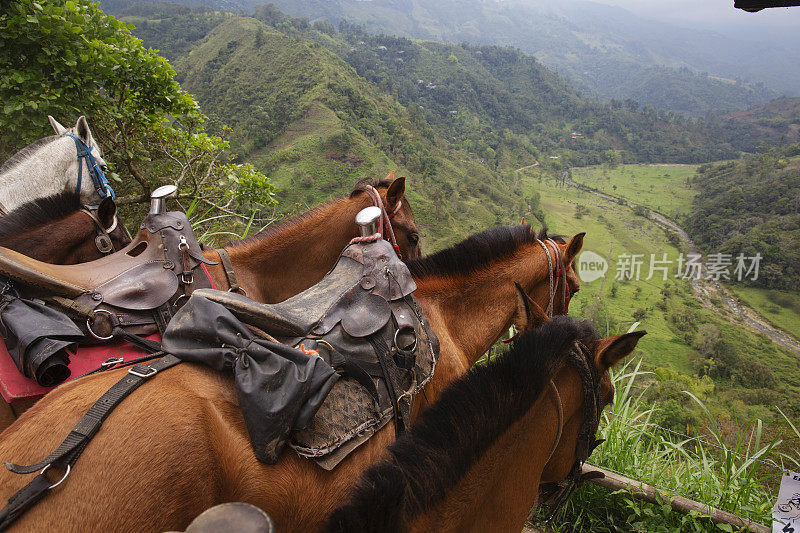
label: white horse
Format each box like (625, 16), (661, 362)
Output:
(0, 116), (114, 214)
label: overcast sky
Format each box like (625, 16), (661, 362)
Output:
(589, 0), (800, 29)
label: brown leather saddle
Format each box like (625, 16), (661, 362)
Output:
(0, 210), (214, 339)
(193, 239), (439, 469)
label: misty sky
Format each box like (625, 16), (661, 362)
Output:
(590, 0), (800, 29)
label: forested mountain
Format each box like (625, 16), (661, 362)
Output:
(720, 97), (800, 147)
(688, 147), (800, 291)
(106, 0), (798, 115)
(119, 3), (744, 169)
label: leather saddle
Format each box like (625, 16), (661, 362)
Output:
(0, 211), (213, 338)
(194, 239), (439, 469)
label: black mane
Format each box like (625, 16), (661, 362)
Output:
(326, 316), (600, 533)
(406, 224), (540, 279)
(0, 191), (83, 239)
(0, 135), (59, 175)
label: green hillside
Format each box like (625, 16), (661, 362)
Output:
(523, 170), (800, 425)
(251, 0), (787, 114)
(159, 14), (533, 249)
(687, 149), (800, 292)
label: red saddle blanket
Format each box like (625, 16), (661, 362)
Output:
(0, 334), (160, 403)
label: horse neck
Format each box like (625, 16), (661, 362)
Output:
(211, 194), (374, 302)
(0, 213), (89, 263)
(0, 138), (74, 211)
(412, 369), (581, 532)
(414, 244), (549, 402)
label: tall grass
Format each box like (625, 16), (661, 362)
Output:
(532, 360), (787, 532)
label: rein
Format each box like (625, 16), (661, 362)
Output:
(65, 134), (115, 200)
(539, 340), (605, 522)
(358, 185), (402, 258)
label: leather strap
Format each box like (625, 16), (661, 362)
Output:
(0, 354), (181, 530)
(0, 472), (52, 531)
(367, 336), (406, 437)
(216, 248), (245, 295)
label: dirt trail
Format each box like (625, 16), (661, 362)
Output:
(560, 169), (800, 357)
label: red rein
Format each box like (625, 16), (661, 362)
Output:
(359, 186), (403, 259)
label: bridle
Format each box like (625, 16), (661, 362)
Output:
(350, 185), (403, 258)
(536, 238), (575, 316)
(79, 205), (121, 255)
(538, 340), (606, 522)
(65, 133), (115, 200)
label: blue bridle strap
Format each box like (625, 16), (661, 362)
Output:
(66, 133), (115, 199)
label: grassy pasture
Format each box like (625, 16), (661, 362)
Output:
(571, 163), (699, 220)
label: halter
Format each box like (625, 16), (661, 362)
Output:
(65, 134), (115, 200)
(350, 185), (402, 259)
(539, 340), (605, 522)
(79, 205), (119, 255)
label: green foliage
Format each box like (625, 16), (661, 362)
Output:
(0, 0), (277, 226)
(533, 362), (782, 532)
(687, 148), (800, 291)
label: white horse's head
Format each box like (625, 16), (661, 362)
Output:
(48, 115), (110, 202)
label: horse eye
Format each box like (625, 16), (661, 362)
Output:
(407, 234), (419, 246)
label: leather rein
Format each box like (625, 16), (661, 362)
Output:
(539, 340), (605, 522)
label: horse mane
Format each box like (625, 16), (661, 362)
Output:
(406, 224), (540, 280)
(224, 180), (392, 250)
(326, 316), (600, 533)
(0, 135), (60, 175)
(0, 191), (83, 239)
(348, 177), (393, 198)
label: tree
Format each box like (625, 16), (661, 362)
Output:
(0, 0), (276, 220)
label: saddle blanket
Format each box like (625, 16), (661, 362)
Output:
(0, 334), (160, 402)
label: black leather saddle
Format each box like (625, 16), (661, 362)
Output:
(190, 239), (439, 469)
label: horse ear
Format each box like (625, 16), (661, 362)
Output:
(563, 232), (585, 265)
(75, 116), (93, 145)
(521, 217), (527, 225)
(594, 331), (646, 371)
(513, 281), (548, 330)
(385, 175), (406, 210)
(97, 197), (117, 229)
(49, 115), (67, 135)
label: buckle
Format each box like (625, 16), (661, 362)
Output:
(128, 365), (157, 378)
(101, 357), (123, 368)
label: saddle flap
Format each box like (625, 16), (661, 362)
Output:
(97, 261), (179, 310)
(313, 288), (392, 338)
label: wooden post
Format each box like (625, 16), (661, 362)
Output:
(582, 464), (770, 533)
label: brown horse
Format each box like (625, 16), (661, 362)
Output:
(200, 175), (421, 303)
(0, 224), (584, 531)
(326, 300), (643, 532)
(0, 192), (129, 264)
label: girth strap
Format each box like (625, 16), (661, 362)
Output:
(216, 248), (246, 296)
(367, 336), (406, 437)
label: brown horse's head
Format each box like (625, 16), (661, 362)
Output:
(520, 228), (584, 317)
(373, 173), (422, 260)
(514, 286), (644, 487)
(0, 193), (130, 264)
